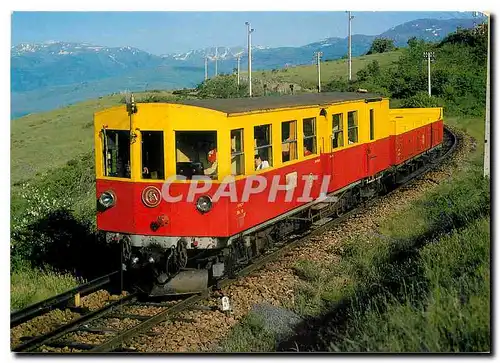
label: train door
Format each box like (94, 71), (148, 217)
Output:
(329, 112), (344, 187)
(366, 108), (378, 176)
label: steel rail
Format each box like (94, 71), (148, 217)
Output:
(11, 270), (120, 328)
(13, 293), (138, 352)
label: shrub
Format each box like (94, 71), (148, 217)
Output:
(367, 38), (396, 55)
(196, 75), (248, 99)
(400, 92), (444, 108)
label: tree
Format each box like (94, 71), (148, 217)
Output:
(406, 36), (419, 48)
(367, 38), (395, 55)
(196, 75), (248, 99)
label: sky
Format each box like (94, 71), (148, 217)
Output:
(11, 11), (478, 55)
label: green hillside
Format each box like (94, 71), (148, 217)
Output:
(12, 95), (119, 186)
(252, 50), (402, 90)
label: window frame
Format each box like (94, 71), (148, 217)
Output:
(174, 130), (218, 180)
(254, 124), (273, 170)
(303, 117), (317, 156)
(347, 110), (359, 144)
(231, 128), (245, 176)
(141, 130), (165, 180)
(332, 113), (344, 149)
(102, 128), (131, 179)
(281, 120), (298, 163)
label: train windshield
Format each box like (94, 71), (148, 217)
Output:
(175, 131), (218, 180)
(102, 129), (131, 178)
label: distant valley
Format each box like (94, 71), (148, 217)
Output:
(11, 17), (478, 119)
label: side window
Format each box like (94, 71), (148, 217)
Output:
(281, 120), (297, 163)
(332, 113), (344, 149)
(103, 129), (131, 178)
(254, 124), (272, 170)
(348, 110), (358, 144)
(141, 131), (164, 179)
(303, 117), (317, 156)
(175, 131), (217, 179)
(231, 129), (244, 176)
(369, 109), (375, 140)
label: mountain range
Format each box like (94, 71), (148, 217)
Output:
(11, 17), (478, 119)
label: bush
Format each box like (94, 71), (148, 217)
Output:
(11, 152), (97, 267)
(196, 75), (248, 99)
(400, 92), (444, 108)
(367, 38), (396, 55)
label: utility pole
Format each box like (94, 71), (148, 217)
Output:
(215, 47), (218, 77)
(423, 51), (435, 96)
(347, 11), (354, 82)
(204, 54), (208, 81)
(237, 55), (241, 87)
(484, 14), (490, 178)
(245, 21), (254, 97)
(314, 51), (323, 92)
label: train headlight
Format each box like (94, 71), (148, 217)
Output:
(99, 190), (116, 209)
(196, 195), (213, 214)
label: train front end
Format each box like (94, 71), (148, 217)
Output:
(94, 101), (231, 295)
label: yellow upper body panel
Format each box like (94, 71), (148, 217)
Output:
(389, 107), (443, 135)
(94, 94), (441, 182)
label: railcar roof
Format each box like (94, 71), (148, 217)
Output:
(169, 92), (383, 114)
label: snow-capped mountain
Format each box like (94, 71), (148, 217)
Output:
(162, 45), (270, 62)
(11, 41), (146, 57)
(379, 18), (478, 46)
(11, 42), (164, 93)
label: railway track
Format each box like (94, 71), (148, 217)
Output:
(11, 127), (457, 353)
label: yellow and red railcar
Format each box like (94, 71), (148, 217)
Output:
(94, 92), (443, 294)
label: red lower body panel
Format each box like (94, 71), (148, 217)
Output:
(96, 120), (443, 238)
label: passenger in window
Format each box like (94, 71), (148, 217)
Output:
(255, 154), (270, 170)
(204, 147), (218, 176)
(304, 146), (312, 156)
(142, 166), (150, 179)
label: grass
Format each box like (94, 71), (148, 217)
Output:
(323, 215), (490, 352)
(250, 51), (402, 90)
(11, 261), (81, 312)
(215, 313), (276, 352)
